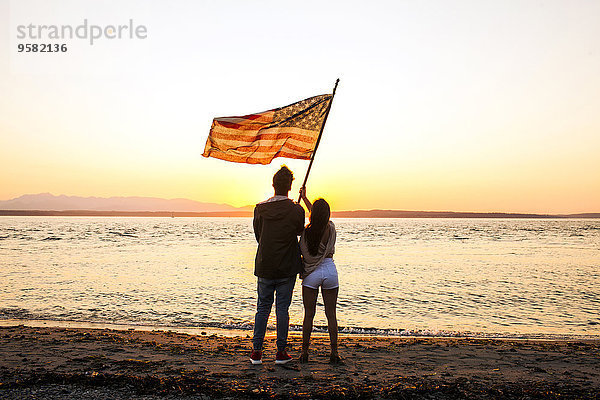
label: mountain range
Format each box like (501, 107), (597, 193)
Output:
(0, 193), (598, 218)
(0, 193), (251, 212)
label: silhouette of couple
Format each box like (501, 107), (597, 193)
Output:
(250, 166), (340, 365)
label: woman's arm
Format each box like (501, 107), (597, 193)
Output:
(300, 187), (312, 212)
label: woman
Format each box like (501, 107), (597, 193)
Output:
(299, 187), (341, 364)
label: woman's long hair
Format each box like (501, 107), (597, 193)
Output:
(305, 199), (331, 256)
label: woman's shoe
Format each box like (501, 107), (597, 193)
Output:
(329, 353), (343, 365)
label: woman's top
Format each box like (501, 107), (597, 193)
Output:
(299, 221), (336, 279)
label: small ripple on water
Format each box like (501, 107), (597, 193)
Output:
(108, 231), (137, 238)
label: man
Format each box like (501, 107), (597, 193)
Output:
(251, 166), (305, 365)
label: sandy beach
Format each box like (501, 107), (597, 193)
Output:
(0, 325), (598, 399)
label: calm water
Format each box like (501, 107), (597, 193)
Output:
(1, 217), (599, 338)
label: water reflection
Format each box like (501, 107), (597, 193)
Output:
(0, 217), (599, 337)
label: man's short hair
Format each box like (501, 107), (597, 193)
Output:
(273, 166), (294, 194)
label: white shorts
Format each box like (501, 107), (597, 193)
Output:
(302, 258), (339, 290)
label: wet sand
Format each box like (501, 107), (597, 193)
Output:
(0, 325), (599, 399)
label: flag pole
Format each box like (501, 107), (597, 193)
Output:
(297, 78), (339, 203)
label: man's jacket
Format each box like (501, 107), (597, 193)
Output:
(253, 196), (305, 279)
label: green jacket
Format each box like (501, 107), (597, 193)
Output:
(253, 197), (305, 279)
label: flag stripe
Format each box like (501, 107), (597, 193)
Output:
(209, 126), (317, 144)
(207, 139), (316, 155)
(207, 138), (316, 152)
(216, 112), (274, 124)
(205, 148), (312, 165)
(213, 111), (274, 130)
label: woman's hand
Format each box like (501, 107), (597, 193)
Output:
(300, 186), (307, 200)
(299, 186), (312, 211)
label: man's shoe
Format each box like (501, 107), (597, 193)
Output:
(250, 350), (262, 365)
(275, 350), (292, 364)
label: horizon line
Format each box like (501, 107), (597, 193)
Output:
(1, 209), (598, 219)
(0, 193), (597, 216)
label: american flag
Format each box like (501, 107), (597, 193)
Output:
(202, 94), (333, 165)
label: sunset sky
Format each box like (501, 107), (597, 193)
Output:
(1, 0), (599, 213)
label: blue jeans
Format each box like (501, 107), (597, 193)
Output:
(252, 276), (296, 352)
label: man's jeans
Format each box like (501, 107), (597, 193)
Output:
(252, 276), (296, 352)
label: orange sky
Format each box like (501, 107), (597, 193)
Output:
(1, 0), (599, 213)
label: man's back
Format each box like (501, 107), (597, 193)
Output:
(253, 197), (305, 279)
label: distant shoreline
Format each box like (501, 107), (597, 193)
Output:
(1, 209), (599, 218)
